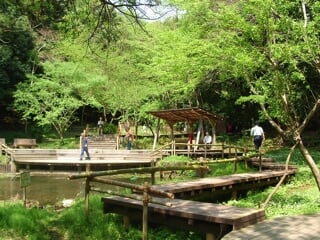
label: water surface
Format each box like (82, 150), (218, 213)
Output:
(0, 175), (85, 205)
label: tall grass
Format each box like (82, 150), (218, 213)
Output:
(227, 147), (320, 219)
(0, 196), (202, 240)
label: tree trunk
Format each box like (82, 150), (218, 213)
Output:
(298, 140), (320, 191)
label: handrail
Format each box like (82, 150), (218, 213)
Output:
(151, 142), (172, 160)
(163, 141), (255, 158)
(1, 144), (14, 161)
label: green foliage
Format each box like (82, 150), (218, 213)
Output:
(0, 203), (54, 239)
(103, 123), (117, 134)
(132, 137), (154, 149)
(0, 195), (202, 239)
(159, 155), (191, 166)
(228, 175), (320, 218)
(0, 2), (38, 126)
(13, 62), (84, 139)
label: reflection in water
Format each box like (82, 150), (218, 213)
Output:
(0, 175), (84, 205)
(0, 175), (148, 205)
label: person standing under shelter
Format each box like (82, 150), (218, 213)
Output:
(250, 121), (265, 152)
(97, 117), (104, 136)
(203, 131), (212, 148)
(80, 132), (90, 160)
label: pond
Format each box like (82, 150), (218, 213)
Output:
(0, 175), (85, 205)
(0, 174), (150, 206)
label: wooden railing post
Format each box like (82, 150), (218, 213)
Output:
(222, 142), (225, 159)
(259, 151), (262, 172)
(172, 140), (176, 156)
(151, 160), (155, 185)
(85, 177), (90, 219)
(234, 147), (238, 173)
(244, 147), (248, 169)
(142, 182), (149, 240)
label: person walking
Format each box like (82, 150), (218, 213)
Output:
(80, 132), (90, 160)
(250, 121), (265, 152)
(97, 117), (104, 136)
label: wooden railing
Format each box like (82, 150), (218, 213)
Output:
(1, 144), (14, 160)
(68, 166), (207, 240)
(162, 140), (253, 158)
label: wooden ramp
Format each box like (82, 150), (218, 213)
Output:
(102, 195), (265, 240)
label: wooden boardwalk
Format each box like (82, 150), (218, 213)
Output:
(102, 170), (297, 240)
(102, 195), (265, 240)
(152, 170), (297, 200)
(222, 214), (320, 240)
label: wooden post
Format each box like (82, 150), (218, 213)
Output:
(234, 148), (238, 173)
(123, 215), (130, 227)
(142, 182), (149, 240)
(151, 160), (155, 185)
(221, 142), (225, 158)
(23, 187), (27, 207)
(20, 171), (31, 208)
(86, 164), (90, 173)
(204, 144), (207, 159)
(85, 177), (90, 219)
(244, 147), (248, 169)
(206, 232), (216, 240)
(259, 152), (262, 172)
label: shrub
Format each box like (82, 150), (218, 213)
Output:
(103, 123), (117, 134)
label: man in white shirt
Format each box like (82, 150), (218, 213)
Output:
(250, 121), (265, 152)
(203, 131), (212, 149)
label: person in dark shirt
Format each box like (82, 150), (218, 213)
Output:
(80, 132), (90, 160)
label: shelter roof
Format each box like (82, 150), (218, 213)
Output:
(148, 107), (223, 124)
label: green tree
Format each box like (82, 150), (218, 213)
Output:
(14, 62), (83, 140)
(194, 0), (320, 190)
(0, 1), (38, 127)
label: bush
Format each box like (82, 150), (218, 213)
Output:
(103, 123), (117, 134)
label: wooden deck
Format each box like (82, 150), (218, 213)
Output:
(152, 170), (297, 200)
(101, 170), (297, 239)
(9, 149), (160, 173)
(102, 195), (265, 240)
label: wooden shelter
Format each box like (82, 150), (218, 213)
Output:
(148, 107), (223, 149)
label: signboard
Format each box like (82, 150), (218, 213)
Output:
(20, 171), (31, 188)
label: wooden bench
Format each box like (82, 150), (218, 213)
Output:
(102, 196), (265, 240)
(13, 138), (38, 148)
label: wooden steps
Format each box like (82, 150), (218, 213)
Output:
(87, 134), (117, 150)
(248, 157), (298, 171)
